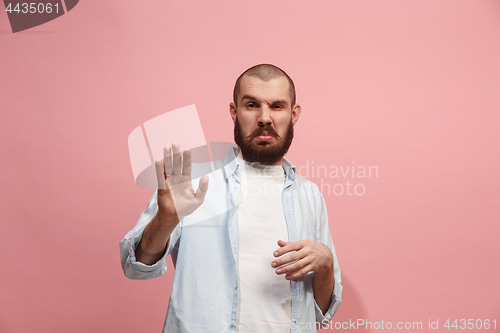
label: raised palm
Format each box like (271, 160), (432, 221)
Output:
(155, 142), (209, 223)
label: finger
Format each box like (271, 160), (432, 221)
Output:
(155, 159), (167, 190)
(273, 240), (304, 257)
(277, 239), (287, 247)
(272, 249), (307, 268)
(182, 149), (192, 176)
(275, 256), (311, 275)
(195, 175), (209, 202)
(285, 263), (314, 280)
(172, 142), (182, 176)
(163, 145), (173, 176)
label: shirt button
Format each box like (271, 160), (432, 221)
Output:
(234, 285), (238, 289)
(234, 183), (239, 189)
(230, 321), (235, 326)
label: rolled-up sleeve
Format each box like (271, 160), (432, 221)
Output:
(119, 189), (178, 280)
(314, 261), (343, 327)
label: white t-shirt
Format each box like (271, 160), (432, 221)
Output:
(235, 156), (291, 333)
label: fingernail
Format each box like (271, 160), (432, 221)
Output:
(271, 262), (277, 268)
(274, 251), (279, 257)
(276, 269), (282, 274)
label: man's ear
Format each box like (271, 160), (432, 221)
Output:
(229, 102), (237, 124)
(291, 104), (302, 126)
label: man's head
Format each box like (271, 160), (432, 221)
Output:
(233, 64), (296, 108)
(230, 64), (301, 165)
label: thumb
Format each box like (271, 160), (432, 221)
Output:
(195, 175), (209, 202)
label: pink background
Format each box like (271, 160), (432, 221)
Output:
(1, 1), (499, 332)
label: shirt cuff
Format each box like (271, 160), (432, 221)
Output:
(123, 224), (170, 279)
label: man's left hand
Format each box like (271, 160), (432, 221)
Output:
(271, 239), (333, 280)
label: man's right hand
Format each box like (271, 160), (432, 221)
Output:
(155, 142), (209, 226)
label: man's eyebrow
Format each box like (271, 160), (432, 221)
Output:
(240, 95), (258, 102)
(240, 95), (289, 105)
(270, 99), (289, 105)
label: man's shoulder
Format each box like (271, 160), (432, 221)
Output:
(292, 174), (323, 197)
(188, 144), (238, 178)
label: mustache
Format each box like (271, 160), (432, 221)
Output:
(248, 125), (280, 140)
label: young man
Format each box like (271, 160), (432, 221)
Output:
(120, 64), (342, 333)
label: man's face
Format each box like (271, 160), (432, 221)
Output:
(230, 75), (301, 165)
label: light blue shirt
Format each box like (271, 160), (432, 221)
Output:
(119, 147), (342, 333)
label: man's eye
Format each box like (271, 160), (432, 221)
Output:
(247, 103), (257, 108)
(273, 105), (283, 109)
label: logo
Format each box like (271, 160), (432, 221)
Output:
(128, 104), (236, 189)
(3, 0), (79, 33)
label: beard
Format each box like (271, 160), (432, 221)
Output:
(234, 117), (294, 165)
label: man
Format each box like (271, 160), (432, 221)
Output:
(120, 64), (342, 333)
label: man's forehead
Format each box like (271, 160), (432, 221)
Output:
(238, 75), (292, 103)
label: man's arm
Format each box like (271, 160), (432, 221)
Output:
(135, 212), (178, 265)
(312, 253), (335, 315)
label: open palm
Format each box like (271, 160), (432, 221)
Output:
(155, 142), (209, 223)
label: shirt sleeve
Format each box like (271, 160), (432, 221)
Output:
(119, 189), (181, 280)
(312, 189), (343, 327)
(314, 262), (342, 327)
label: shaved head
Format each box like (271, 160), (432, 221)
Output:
(233, 64), (296, 107)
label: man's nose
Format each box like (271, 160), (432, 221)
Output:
(257, 106), (272, 126)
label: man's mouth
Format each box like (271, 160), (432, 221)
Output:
(255, 131), (275, 141)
